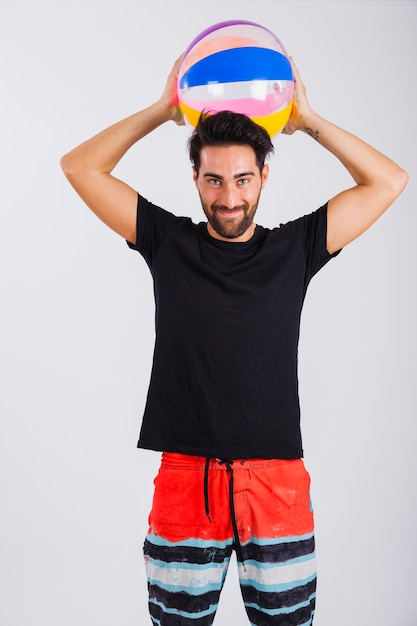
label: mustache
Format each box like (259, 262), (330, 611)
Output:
(212, 203), (248, 213)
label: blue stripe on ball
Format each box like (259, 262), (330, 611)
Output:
(179, 47), (293, 90)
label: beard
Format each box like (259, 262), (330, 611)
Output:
(199, 195), (260, 240)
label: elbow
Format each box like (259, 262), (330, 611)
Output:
(59, 151), (86, 185)
(398, 167), (409, 193)
(380, 166), (409, 207)
(59, 152), (74, 179)
(391, 166), (409, 197)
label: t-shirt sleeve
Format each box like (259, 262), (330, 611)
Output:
(126, 193), (189, 269)
(283, 202), (341, 282)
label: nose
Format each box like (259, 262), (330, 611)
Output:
(218, 183), (239, 209)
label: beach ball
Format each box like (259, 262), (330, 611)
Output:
(178, 20), (294, 137)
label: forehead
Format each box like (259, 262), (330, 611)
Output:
(198, 145), (258, 174)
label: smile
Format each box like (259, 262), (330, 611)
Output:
(216, 209), (243, 218)
(213, 205), (247, 218)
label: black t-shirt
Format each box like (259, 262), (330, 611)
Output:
(127, 193), (340, 459)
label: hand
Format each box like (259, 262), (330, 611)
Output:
(282, 57), (314, 135)
(158, 55), (185, 126)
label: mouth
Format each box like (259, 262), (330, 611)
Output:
(217, 209), (243, 219)
(213, 205), (246, 219)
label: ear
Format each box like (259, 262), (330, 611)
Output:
(192, 166), (198, 185)
(261, 164), (269, 189)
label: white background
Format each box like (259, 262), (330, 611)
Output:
(1, 1), (416, 624)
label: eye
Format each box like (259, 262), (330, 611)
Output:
(237, 178), (250, 185)
(208, 178), (221, 185)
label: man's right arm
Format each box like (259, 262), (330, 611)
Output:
(60, 57), (184, 244)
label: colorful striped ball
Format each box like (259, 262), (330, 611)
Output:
(178, 20), (294, 138)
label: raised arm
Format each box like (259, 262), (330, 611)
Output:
(283, 59), (408, 255)
(60, 57), (184, 244)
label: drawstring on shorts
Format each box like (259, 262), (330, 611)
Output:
(204, 457), (212, 523)
(204, 458), (245, 565)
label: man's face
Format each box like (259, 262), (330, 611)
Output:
(193, 145), (269, 242)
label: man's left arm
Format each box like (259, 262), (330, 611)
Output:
(284, 59), (408, 255)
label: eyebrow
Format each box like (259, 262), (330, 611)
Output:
(202, 171), (256, 180)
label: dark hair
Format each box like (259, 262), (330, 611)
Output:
(188, 111), (274, 174)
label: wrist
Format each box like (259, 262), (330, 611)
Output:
(151, 98), (174, 123)
(300, 112), (323, 142)
(156, 96), (184, 126)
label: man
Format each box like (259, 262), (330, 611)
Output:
(60, 57), (407, 625)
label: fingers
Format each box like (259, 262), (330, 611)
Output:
(174, 53), (184, 72)
(173, 54), (186, 125)
(289, 56), (299, 79)
(168, 54), (186, 126)
(281, 57), (311, 134)
(289, 56), (306, 94)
